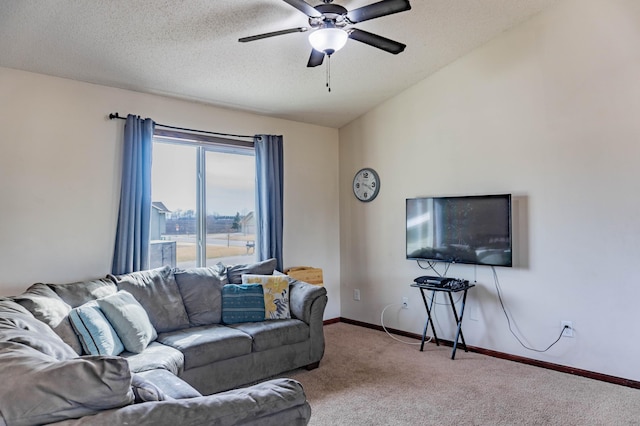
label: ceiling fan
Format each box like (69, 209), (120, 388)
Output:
(239, 0), (412, 68)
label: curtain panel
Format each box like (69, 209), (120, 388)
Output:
(255, 135), (284, 271)
(112, 115), (155, 275)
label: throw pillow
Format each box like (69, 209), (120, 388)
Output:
(69, 300), (125, 356)
(221, 284), (265, 324)
(242, 274), (291, 320)
(109, 265), (190, 333)
(226, 258), (278, 284)
(97, 291), (157, 354)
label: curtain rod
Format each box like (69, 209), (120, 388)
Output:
(108, 112), (256, 140)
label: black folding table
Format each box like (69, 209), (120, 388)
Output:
(411, 282), (475, 359)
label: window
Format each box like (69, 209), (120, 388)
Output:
(150, 131), (256, 269)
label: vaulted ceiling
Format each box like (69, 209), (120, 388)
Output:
(0, 0), (558, 128)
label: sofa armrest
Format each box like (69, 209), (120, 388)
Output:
(49, 378), (311, 426)
(289, 280), (327, 325)
(289, 280), (327, 366)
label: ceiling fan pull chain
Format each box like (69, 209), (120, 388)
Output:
(326, 55), (331, 92)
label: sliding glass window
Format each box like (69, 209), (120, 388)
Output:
(150, 132), (256, 269)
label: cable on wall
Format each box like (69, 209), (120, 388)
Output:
(492, 266), (567, 352)
(416, 260), (451, 277)
(380, 303), (428, 346)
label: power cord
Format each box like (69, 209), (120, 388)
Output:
(427, 291), (462, 307)
(492, 266), (569, 352)
(417, 260), (451, 277)
(380, 303), (428, 345)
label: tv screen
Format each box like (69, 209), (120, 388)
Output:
(406, 194), (512, 267)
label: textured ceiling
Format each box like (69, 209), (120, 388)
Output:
(0, 0), (558, 128)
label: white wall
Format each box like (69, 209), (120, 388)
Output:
(339, 0), (640, 381)
(0, 67), (341, 320)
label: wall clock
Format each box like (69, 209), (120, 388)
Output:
(353, 168), (380, 202)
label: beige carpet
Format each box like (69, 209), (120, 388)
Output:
(286, 323), (640, 425)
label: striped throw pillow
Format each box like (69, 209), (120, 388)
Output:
(221, 284), (265, 324)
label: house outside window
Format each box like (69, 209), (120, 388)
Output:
(150, 131), (256, 269)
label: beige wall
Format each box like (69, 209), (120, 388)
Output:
(0, 67), (341, 319)
(2, 0), (639, 381)
(339, 0), (640, 381)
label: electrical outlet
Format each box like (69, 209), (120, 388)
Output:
(561, 321), (573, 338)
(354, 289), (361, 301)
(468, 300), (479, 321)
(401, 297), (409, 309)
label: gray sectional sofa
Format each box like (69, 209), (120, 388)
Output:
(0, 258), (328, 425)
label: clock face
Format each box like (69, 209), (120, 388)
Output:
(353, 168), (380, 202)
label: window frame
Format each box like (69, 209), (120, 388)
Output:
(152, 129), (255, 268)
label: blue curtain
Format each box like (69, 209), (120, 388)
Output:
(112, 115), (155, 275)
(255, 135), (284, 271)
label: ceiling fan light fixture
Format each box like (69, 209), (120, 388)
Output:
(308, 28), (348, 55)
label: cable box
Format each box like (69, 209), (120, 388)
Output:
(414, 275), (448, 285)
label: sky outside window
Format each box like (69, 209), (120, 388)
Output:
(152, 142), (255, 217)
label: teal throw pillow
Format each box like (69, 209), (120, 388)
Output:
(69, 301), (124, 356)
(222, 284), (265, 324)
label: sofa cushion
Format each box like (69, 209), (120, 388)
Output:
(110, 266), (190, 333)
(174, 265), (226, 326)
(157, 324), (252, 370)
(136, 368), (202, 400)
(229, 319), (309, 352)
(97, 291), (157, 354)
(242, 274), (291, 320)
(48, 378), (310, 426)
(121, 341), (184, 376)
(69, 300), (124, 356)
(226, 258), (277, 284)
(0, 299), (77, 361)
(0, 342), (134, 426)
(221, 284), (265, 324)
(12, 283), (83, 354)
(130, 373), (171, 402)
(48, 278), (117, 307)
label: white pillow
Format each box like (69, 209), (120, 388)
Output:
(97, 291), (157, 353)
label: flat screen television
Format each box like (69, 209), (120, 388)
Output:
(406, 194), (512, 267)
